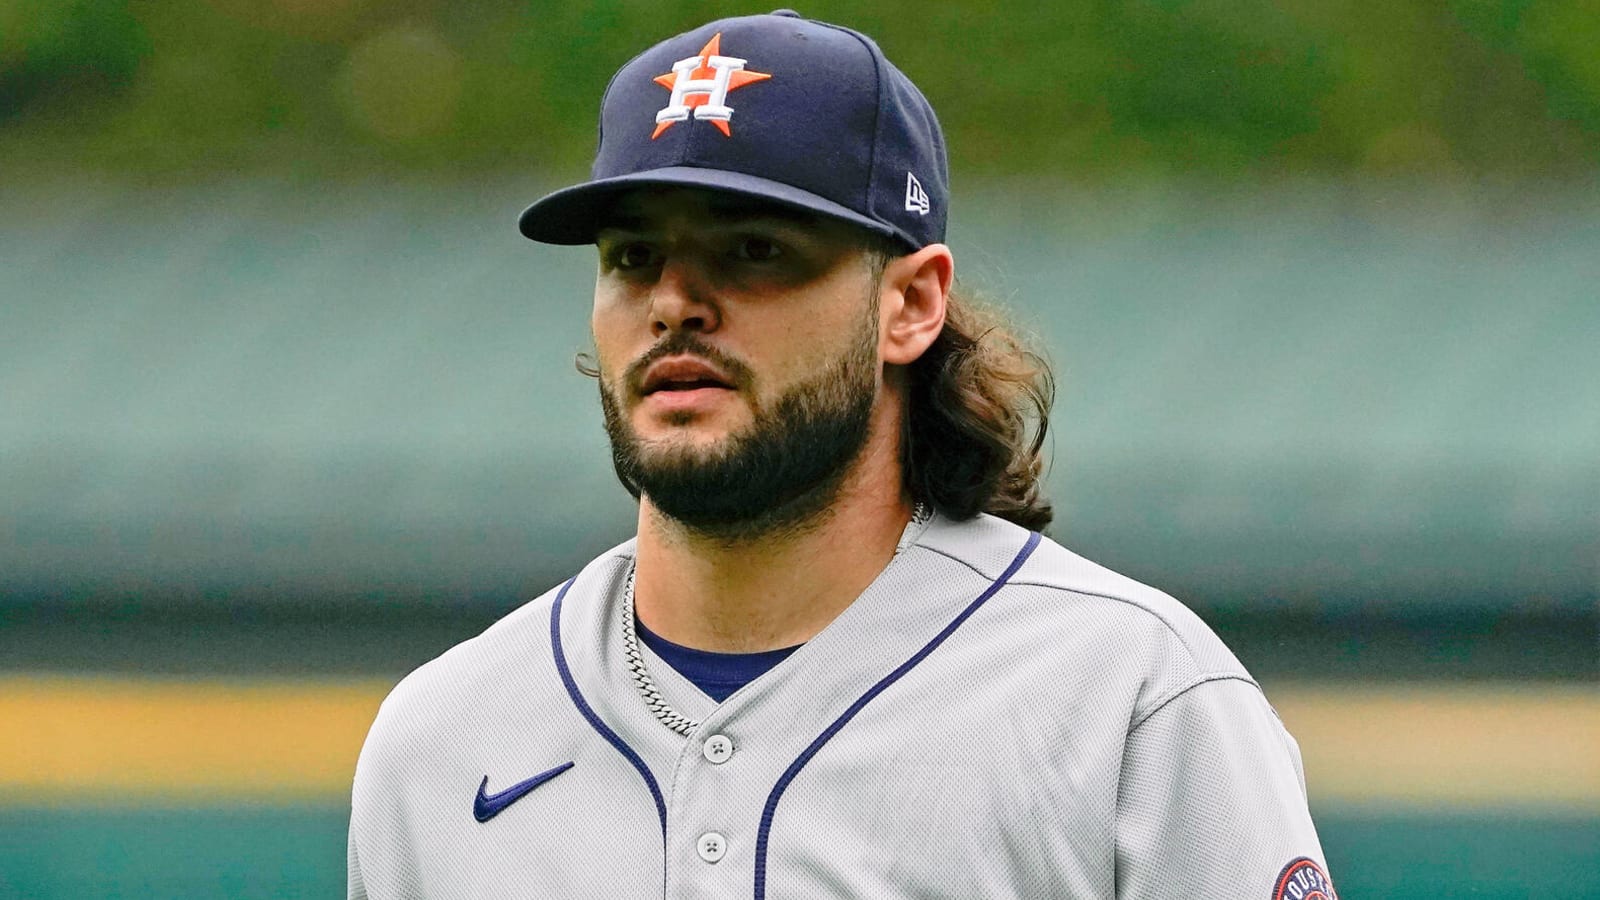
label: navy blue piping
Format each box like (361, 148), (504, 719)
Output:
(751, 531), (1042, 898)
(550, 575), (669, 849)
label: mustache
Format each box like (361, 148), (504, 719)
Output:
(623, 333), (753, 394)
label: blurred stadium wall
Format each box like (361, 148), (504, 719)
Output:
(2, 1), (1597, 897)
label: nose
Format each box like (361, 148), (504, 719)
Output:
(648, 256), (721, 337)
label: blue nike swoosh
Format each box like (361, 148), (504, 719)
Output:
(473, 761), (575, 823)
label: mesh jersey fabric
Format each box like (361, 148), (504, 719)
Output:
(348, 512), (1331, 899)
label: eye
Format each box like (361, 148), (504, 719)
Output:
(733, 236), (782, 262)
(601, 240), (659, 272)
(616, 242), (659, 269)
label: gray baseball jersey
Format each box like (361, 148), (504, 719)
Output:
(348, 513), (1334, 899)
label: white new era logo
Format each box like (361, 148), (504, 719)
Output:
(905, 172), (930, 215)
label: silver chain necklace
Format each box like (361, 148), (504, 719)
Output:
(621, 504), (932, 736)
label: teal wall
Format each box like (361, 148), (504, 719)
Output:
(4, 806), (1596, 898)
(3, 179), (1596, 614)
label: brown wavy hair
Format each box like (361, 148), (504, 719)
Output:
(897, 281), (1055, 532)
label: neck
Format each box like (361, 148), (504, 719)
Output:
(631, 409), (913, 653)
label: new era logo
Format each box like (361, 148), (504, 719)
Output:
(905, 172), (930, 215)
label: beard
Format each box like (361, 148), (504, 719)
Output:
(598, 307), (879, 542)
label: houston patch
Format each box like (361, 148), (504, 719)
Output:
(1272, 857), (1337, 900)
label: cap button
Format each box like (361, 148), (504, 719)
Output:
(769, 9), (802, 17)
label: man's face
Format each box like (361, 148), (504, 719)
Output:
(591, 188), (886, 538)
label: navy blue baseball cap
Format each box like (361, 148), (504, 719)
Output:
(518, 10), (948, 251)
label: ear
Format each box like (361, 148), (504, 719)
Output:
(878, 243), (953, 366)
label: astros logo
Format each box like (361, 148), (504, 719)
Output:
(652, 33), (771, 139)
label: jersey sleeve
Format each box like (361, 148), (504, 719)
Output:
(1114, 676), (1334, 898)
(347, 824), (368, 900)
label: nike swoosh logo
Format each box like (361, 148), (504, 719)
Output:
(473, 761), (575, 823)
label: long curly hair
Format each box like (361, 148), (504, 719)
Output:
(898, 283), (1055, 532)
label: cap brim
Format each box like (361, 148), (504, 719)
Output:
(518, 166), (909, 247)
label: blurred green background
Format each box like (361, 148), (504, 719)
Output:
(6, 0), (1600, 178)
(2, 1), (1597, 897)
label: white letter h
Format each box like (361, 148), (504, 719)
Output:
(657, 55), (748, 125)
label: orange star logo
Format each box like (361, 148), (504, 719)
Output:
(651, 33), (772, 139)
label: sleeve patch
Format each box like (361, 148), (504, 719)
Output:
(1272, 857), (1337, 900)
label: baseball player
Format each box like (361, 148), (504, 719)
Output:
(348, 11), (1336, 900)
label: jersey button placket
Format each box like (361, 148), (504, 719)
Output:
(689, 735), (733, 872)
(696, 831), (727, 863)
(702, 733), (734, 764)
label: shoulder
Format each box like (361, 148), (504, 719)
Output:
(353, 541), (634, 777)
(352, 586), (559, 789)
(917, 514), (1256, 723)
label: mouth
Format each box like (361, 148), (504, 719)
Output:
(639, 357), (737, 396)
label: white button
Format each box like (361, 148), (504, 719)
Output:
(702, 734), (734, 764)
(696, 831), (727, 863)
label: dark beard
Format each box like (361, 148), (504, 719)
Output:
(599, 317), (878, 542)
